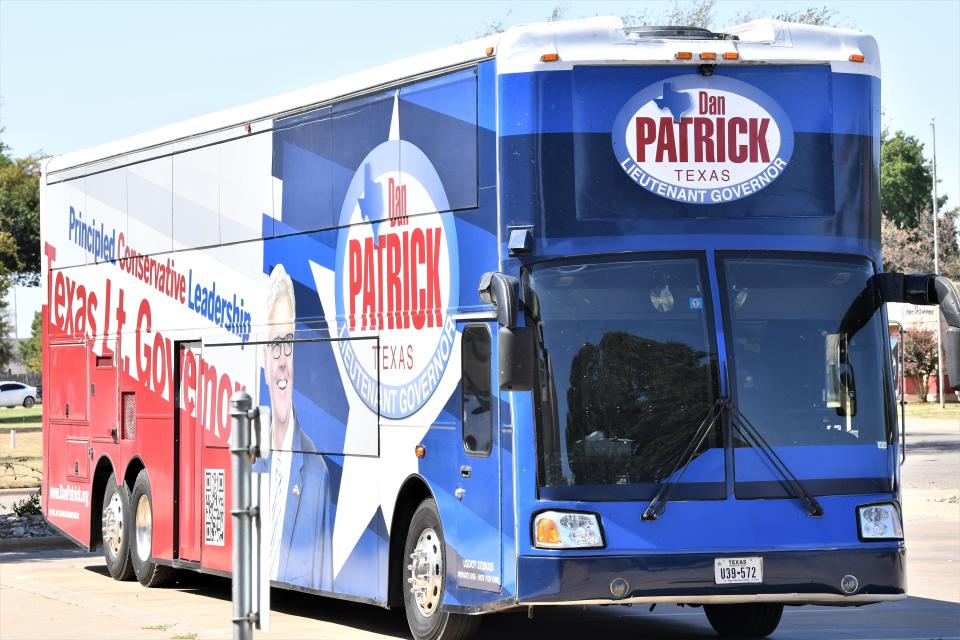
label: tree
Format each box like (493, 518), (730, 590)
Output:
(0, 301), (13, 374)
(0, 229), (16, 372)
(879, 129), (960, 281)
(882, 207), (960, 281)
(622, 0), (717, 29)
(0, 132), (43, 286)
(903, 329), (939, 402)
(623, 1), (840, 30)
(19, 311), (41, 374)
(474, 0), (839, 38)
(734, 5), (840, 27)
(880, 130), (945, 230)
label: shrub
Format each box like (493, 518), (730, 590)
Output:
(12, 491), (41, 517)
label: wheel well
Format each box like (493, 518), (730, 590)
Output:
(89, 456), (115, 549)
(124, 457), (145, 491)
(388, 476), (433, 607)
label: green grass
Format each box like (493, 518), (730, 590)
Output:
(0, 406), (42, 489)
(903, 401), (960, 421)
(141, 624), (174, 632)
(0, 405), (43, 424)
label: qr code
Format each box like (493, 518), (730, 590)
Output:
(204, 469), (225, 546)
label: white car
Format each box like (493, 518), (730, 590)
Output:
(0, 381), (38, 408)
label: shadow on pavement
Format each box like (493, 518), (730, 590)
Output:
(71, 559), (960, 640)
(0, 547), (96, 564)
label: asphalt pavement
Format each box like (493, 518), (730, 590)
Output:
(1, 417), (957, 640)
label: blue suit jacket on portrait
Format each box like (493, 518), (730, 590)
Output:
(256, 419), (334, 592)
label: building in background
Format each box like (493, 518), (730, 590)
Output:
(888, 302), (957, 402)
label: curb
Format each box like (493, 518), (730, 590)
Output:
(0, 487), (40, 496)
(0, 534), (77, 552)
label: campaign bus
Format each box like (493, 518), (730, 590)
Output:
(41, 17), (960, 640)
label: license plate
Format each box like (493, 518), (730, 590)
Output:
(714, 557), (763, 584)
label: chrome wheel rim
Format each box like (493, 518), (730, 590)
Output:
(135, 494), (152, 562)
(408, 527), (443, 617)
(102, 492), (124, 558)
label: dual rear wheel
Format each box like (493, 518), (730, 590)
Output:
(100, 470), (174, 587)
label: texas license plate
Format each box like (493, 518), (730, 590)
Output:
(714, 557), (763, 584)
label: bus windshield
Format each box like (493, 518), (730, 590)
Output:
(526, 252), (893, 501)
(719, 253), (893, 496)
(525, 255), (722, 500)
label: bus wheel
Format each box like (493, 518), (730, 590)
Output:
(402, 498), (481, 640)
(101, 474), (135, 580)
(130, 470), (175, 587)
(704, 603), (784, 638)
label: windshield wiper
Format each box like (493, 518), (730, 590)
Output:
(727, 402), (824, 517)
(642, 400), (824, 520)
(642, 400), (723, 521)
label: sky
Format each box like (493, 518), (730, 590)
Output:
(1, 0), (958, 338)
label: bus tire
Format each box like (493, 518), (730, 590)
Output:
(703, 602), (784, 638)
(402, 498), (481, 640)
(130, 470), (175, 587)
(101, 474), (135, 581)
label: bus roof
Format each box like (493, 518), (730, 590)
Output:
(45, 17), (877, 179)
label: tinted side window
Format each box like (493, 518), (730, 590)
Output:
(0, 384), (15, 392)
(462, 325), (492, 456)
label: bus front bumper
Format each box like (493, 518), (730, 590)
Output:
(516, 547), (906, 606)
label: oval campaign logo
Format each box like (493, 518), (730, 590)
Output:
(335, 139), (459, 419)
(612, 75), (794, 204)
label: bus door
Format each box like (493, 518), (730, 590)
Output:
(175, 340), (202, 562)
(454, 323), (502, 595)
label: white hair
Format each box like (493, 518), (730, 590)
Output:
(264, 263), (296, 328)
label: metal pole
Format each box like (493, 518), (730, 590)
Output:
(230, 391), (254, 640)
(931, 118), (945, 409)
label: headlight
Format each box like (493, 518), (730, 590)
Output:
(857, 503), (903, 540)
(534, 511), (604, 549)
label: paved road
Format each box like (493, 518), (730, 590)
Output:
(1, 547), (958, 640)
(1, 417), (957, 640)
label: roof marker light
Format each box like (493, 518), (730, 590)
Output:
(723, 52), (740, 60)
(486, 46), (494, 56)
(541, 52), (560, 62)
(849, 53), (865, 63)
(675, 51), (693, 60)
(699, 52), (717, 61)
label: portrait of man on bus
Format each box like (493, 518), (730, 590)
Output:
(258, 263), (333, 590)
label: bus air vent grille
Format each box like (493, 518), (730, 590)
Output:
(121, 392), (136, 440)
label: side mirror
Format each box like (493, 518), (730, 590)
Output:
(825, 333), (857, 416)
(946, 326), (960, 392)
(479, 272), (519, 328)
(841, 273), (960, 392)
(824, 333), (842, 409)
(479, 272), (536, 391)
(498, 326), (535, 391)
(837, 365), (857, 417)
